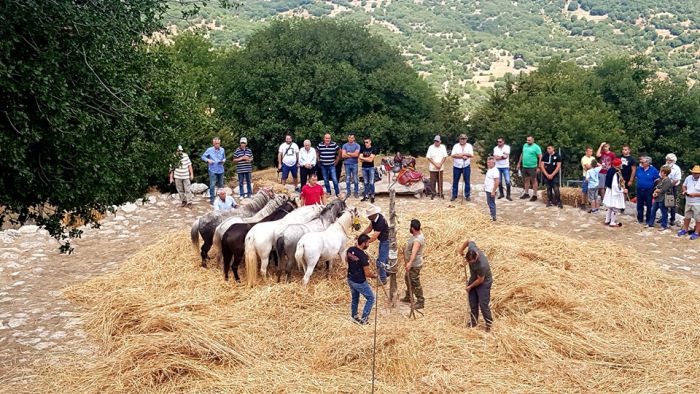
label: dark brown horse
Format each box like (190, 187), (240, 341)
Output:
(221, 200), (297, 282)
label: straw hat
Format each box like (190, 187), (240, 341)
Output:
(691, 165), (700, 174)
(365, 204), (381, 217)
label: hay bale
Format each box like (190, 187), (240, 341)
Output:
(541, 186), (585, 207)
(21, 206), (700, 393)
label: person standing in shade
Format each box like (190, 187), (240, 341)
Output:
(298, 139), (317, 190)
(585, 160), (602, 213)
(214, 189), (237, 211)
(648, 166), (673, 230)
(346, 234), (376, 325)
(516, 135), (542, 202)
(678, 165), (700, 240)
(170, 145), (194, 207)
(401, 219), (425, 310)
(278, 134), (299, 188)
(317, 133), (341, 197)
(619, 145), (637, 193)
(233, 137), (253, 198)
(483, 157), (500, 221)
(451, 133), (473, 202)
(540, 144), (563, 208)
(602, 158), (627, 227)
(300, 174), (326, 206)
(362, 205), (389, 285)
(201, 137), (226, 205)
(458, 239), (493, 332)
(426, 135), (448, 199)
(596, 142), (617, 200)
(665, 153), (682, 226)
(580, 147), (595, 209)
(493, 137), (512, 201)
(359, 137), (378, 203)
(342, 133), (361, 198)
(635, 157), (659, 225)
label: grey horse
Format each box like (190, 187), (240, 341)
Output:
(191, 188), (273, 267)
(274, 199), (346, 282)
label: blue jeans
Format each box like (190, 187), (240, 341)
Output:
(498, 168), (511, 186)
(321, 164), (340, 196)
(376, 240), (389, 283)
(238, 172), (252, 198)
(581, 176), (588, 193)
(345, 163), (359, 195)
(281, 163), (297, 182)
(636, 187), (653, 223)
(208, 171), (224, 203)
(348, 279), (375, 322)
(452, 166), (471, 198)
(362, 167), (375, 197)
(648, 201), (668, 228)
(486, 193), (496, 220)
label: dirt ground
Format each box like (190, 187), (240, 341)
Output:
(1, 161), (698, 382)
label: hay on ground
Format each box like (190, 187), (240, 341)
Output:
(20, 206), (700, 393)
(541, 186), (585, 207)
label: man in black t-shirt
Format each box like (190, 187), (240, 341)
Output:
(346, 234), (376, 324)
(540, 144), (563, 208)
(359, 137), (379, 202)
(619, 144), (637, 188)
(362, 205), (389, 285)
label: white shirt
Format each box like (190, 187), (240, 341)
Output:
(451, 143), (473, 168)
(278, 142), (300, 167)
(493, 145), (511, 169)
(484, 167), (500, 192)
(214, 195), (237, 211)
(683, 175), (700, 205)
(668, 163), (682, 185)
(299, 147), (316, 167)
(426, 144), (448, 172)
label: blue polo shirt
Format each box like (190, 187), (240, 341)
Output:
(635, 166), (659, 190)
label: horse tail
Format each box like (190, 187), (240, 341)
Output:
(213, 225), (223, 259)
(295, 241), (306, 272)
(190, 218), (200, 252)
(244, 233), (258, 287)
(275, 235), (286, 267)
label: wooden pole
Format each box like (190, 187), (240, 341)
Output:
(387, 188), (398, 306)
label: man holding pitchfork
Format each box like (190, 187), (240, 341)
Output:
(458, 239), (493, 332)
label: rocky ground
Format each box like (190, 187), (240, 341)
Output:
(1, 179), (698, 381)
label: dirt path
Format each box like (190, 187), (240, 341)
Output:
(1, 176), (698, 380)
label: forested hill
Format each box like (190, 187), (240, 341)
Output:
(167, 0), (700, 109)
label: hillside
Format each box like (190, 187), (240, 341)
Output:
(166, 0), (700, 109)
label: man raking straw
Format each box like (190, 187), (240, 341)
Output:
(458, 239), (493, 332)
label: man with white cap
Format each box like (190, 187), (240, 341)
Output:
(169, 145), (193, 207)
(233, 137), (254, 198)
(362, 204), (389, 284)
(451, 133), (473, 202)
(426, 135), (448, 199)
(678, 165), (700, 240)
(664, 153), (682, 226)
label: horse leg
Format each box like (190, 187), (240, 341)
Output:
(303, 259), (318, 287)
(201, 238), (212, 268)
(260, 248), (272, 278)
(284, 251), (295, 283)
(233, 254), (241, 283)
(222, 243), (232, 281)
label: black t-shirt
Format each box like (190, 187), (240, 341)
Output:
(542, 152), (562, 174)
(371, 214), (389, 241)
(360, 145), (379, 168)
(620, 155), (637, 182)
(347, 246), (369, 283)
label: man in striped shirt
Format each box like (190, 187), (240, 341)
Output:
(317, 133), (341, 196)
(233, 137), (254, 198)
(170, 145), (194, 207)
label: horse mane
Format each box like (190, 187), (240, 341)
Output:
(240, 190), (272, 214)
(249, 195), (289, 221)
(319, 200), (345, 225)
(332, 211), (354, 235)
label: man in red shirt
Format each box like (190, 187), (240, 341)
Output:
(300, 173), (326, 206)
(596, 142), (617, 199)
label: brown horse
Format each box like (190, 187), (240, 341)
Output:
(221, 200), (297, 282)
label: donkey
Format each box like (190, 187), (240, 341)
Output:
(221, 200), (297, 282)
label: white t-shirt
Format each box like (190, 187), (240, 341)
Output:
(669, 164), (682, 185)
(484, 167), (500, 192)
(426, 144), (448, 172)
(298, 147), (316, 166)
(451, 143), (473, 169)
(278, 142), (300, 167)
(493, 145), (511, 169)
(683, 175), (700, 205)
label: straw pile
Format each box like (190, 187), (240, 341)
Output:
(22, 205), (700, 393)
(541, 186), (585, 207)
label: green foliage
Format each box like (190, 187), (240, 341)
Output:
(216, 19), (444, 166)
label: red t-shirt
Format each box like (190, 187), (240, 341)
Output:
(599, 151), (616, 174)
(301, 184), (324, 206)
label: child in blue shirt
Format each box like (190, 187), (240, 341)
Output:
(586, 159), (602, 213)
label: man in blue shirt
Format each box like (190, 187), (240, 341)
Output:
(201, 137), (226, 205)
(635, 156), (660, 225)
(213, 189), (237, 211)
(342, 133), (361, 198)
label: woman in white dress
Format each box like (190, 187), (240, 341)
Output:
(602, 158), (627, 227)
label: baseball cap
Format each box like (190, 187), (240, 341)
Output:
(434, 135), (441, 142)
(240, 137), (247, 144)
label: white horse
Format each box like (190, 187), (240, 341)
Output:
(244, 204), (325, 286)
(295, 208), (361, 286)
